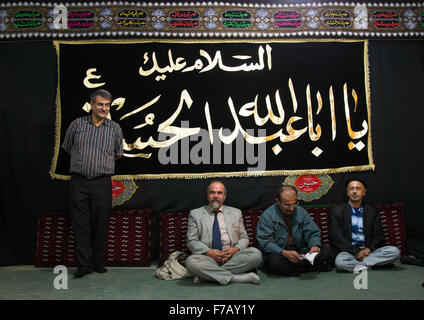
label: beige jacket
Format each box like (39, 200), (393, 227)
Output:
(186, 205), (249, 254)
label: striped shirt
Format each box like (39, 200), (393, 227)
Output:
(62, 115), (123, 177)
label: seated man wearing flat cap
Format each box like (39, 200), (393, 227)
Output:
(330, 177), (400, 272)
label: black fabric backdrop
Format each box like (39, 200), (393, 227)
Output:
(0, 40), (423, 266)
(52, 40), (372, 178)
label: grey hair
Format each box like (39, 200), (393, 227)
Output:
(90, 89), (113, 103)
(207, 180), (227, 195)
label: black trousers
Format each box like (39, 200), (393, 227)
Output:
(69, 174), (112, 271)
(263, 246), (334, 276)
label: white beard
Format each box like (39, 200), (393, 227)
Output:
(210, 200), (221, 210)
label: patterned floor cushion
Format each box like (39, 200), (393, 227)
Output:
(158, 212), (189, 267)
(305, 206), (332, 247)
(35, 209), (152, 267)
(375, 203), (407, 255)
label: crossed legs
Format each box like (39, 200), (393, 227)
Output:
(185, 247), (262, 285)
(335, 246), (400, 272)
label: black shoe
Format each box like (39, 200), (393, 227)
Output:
(315, 259), (334, 272)
(372, 263), (395, 270)
(400, 256), (424, 267)
(301, 263), (313, 273)
(94, 266), (108, 273)
(318, 264), (334, 272)
(74, 269), (92, 278)
(287, 270), (302, 277)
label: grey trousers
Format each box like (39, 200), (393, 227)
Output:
(185, 247), (262, 285)
(335, 246), (400, 272)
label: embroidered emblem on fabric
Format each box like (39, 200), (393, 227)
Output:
(112, 179), (139, 207)
(284, 174), (334, 202)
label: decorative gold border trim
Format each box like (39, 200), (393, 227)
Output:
(364, 39), (375, 171)
(49, 41), (62, 179)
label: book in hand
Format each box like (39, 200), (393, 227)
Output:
(299, 252), (319, 265)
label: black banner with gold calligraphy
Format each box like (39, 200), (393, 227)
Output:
(50, 39), (374, 180)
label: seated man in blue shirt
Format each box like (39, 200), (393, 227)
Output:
(330, 177), (400, 272)
(257, 185), (333, 276)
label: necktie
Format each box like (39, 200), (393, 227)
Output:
(212, 210), (222, 250)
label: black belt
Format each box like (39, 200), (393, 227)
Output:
(72, 173), (111, 180)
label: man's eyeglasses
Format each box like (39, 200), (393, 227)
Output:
(281, 201), (299, 208)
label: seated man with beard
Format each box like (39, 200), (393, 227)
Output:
(185, 181), (262, 285)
